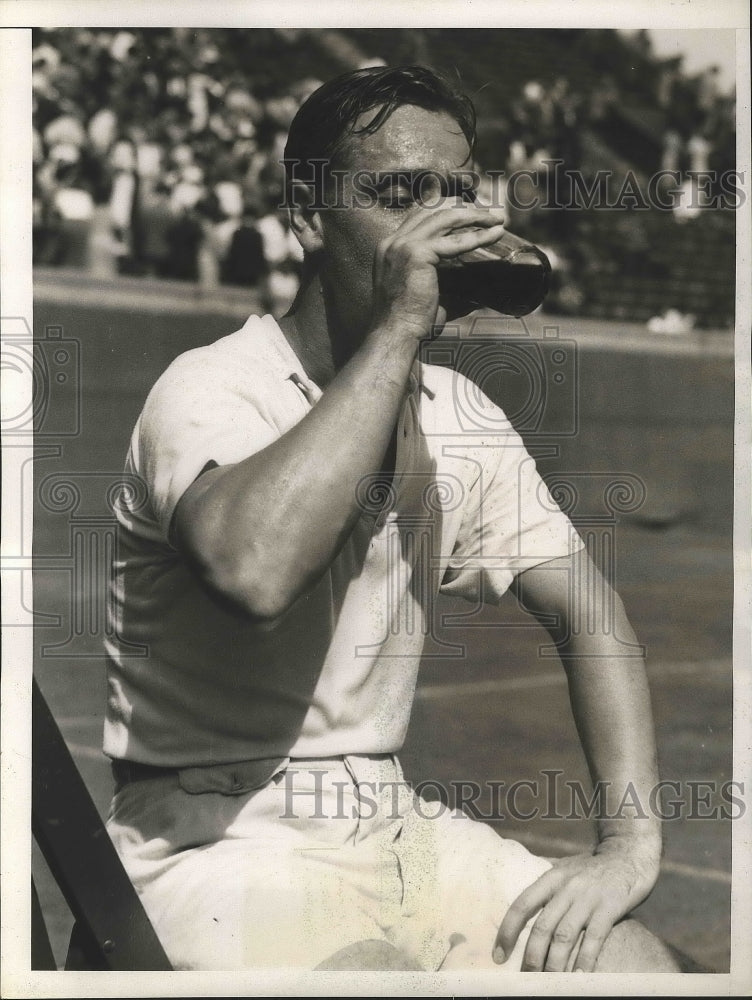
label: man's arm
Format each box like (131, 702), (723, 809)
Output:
(173, 321), (418, 620)
(494, 545), (662, 972)
(173, 206), (505, 620)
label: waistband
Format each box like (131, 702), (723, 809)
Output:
(112, 755), (289, 795)
(112, 759), (176, 785)
(111, 753), (401, 797)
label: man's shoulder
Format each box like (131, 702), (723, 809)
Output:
(148, 313), (284, 400)
(163, 312), (275, 376)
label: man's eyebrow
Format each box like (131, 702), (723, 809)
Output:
(374, 170), (479, 193)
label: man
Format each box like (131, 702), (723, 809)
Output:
(104, 65), (680, 973)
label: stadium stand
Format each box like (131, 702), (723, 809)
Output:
(32, 28), (736, 328)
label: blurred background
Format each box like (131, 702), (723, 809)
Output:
(32, 26), (737, 329)
(28, 27), (738, 975)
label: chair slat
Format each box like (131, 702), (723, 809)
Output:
(32, 677), (172, 971)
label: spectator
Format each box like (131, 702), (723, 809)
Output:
(108, 139), (138, 272)
(30, 27), (735, 329)
(164, 205), (203, 282)
(221, 206), (269, 288)
(662, 129), (683, 172)
(137, 179), (175, 277)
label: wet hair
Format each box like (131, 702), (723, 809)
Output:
(283, 64), (476, 191)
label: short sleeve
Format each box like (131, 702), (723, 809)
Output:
(440, 425), (584, 604)
(135, 349), (280, 541)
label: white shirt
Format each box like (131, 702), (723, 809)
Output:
(104, 314), (581, 766)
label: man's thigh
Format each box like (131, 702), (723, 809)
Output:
(315, 940), (424, 971)
(136, 838), (397, 970)
(313, 922), (684, 973)
(591, 918), (681, 972)
(396, 804), (553, 970)
(404, 808), (682, 973)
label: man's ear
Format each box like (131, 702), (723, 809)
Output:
(287, 181), (324, 254)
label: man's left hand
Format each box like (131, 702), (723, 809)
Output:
(493, 836), (661, 972)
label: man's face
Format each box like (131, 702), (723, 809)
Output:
(315, 104), (474, 349)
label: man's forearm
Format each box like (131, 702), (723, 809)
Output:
(515, 553), (663, 851)
(559, 604), (662, 854)
(174, 322), (419, 619)
(501, 555), (668, 970)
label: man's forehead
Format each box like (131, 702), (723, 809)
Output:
(340, 103), (472, 173)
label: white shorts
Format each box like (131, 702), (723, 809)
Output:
(106, 754), (551, 971)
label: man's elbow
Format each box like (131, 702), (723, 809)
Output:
(189, 544), (298, 623)
(608, 588), (632, 632)
(233, 574), (297, 623)
(561, 587), (639, 656)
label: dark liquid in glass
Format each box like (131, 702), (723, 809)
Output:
(438, 241), (551, 318)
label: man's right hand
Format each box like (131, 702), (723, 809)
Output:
(371, 204), (506, 343)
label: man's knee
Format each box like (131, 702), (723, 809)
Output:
(314, 938), (424, 971)
(593, 918), (682, 972)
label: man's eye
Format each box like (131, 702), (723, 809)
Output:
(375, 176), (418, 208)
(382, 193), (413, 210)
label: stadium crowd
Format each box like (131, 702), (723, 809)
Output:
(32, 28), (736, 326)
